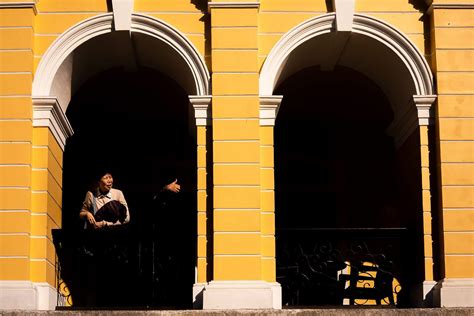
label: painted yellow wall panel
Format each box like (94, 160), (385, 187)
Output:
(261, 168), (274, 190)
(197, 258), (207, 283)
(213, 119), (259, 140)
(212, 28), (258, 49)
(0, 120), (31, 141)
(215, 233), (260, 255)
(423, 212), (432, 235)
(441, 163), (474, 185)
(260, 146), (274, 167)
(47, 150), (63, 182)
(0, 97), (32, 119)
(32, 169), (47, 191)
(0, 211), (30, 232)
(425, 258), (434, 280)
(214, 210), (260, 232)
(198, 168), (206, 190)
(148, 13), (204, 34)
(0, 28), (33, 49)
(440, 141), (474, 162)
(436, 50), (474, 72)
(0, 74), (32, 95)
(356, 0), (418, 12)
(37, 0), (108, 12)
(260, 127), (273, 146)
(445, 255), (474, 278)
(0, 188), (31, 210)
(261, 212), (275, 235)
(259, 34), (283, 56)
(31, 192), (47, 213)
(260, 0), (327, 12)
(30, 260), (55, 285)
(31, 214), (47, 235)
(47, 172), (63, 205)
(213, 73), (259, 95)
(214, 187), (260, 209)
(424, 235), (433, 257)
(197, 235), (206, 257)
(0, 51), (33, 72)
(0, 9), (34, 26)
(438, 95), (474, 118)
(261, 257), (275, 282)
(261, 236), (275, 257)
(34, 35), (57, 56)
(434, 9), (474, 27)
(442, 186), (474, 208)
(259, 13), (316, 33)
(420, 125), (429, 146)
(214, 164), (260, 185)
(444, 210), (474, 231)
(185, 34), (205, 57)
(423, 190), (431, 213)
(48, 130), (63, 163)
(134, 1), (200, 12)
(0, 258), (28, 280)
(407, 34), (425, 54)
(0, 143), (31, 164)
(197, 146), (206, 168)
(30, 237), (49, 259)
(367, 13), (423, 34)
(0, 235), (28, 256)
(214, 256), (261, 280)
(47, 194), (62, 225)
(437, 73), (474, 94)
(212, 50), (258, 73)
(197, 212), (206, 235)
(212, 96), (259, 118)
(47, 214), (60, 239)
(36, 14), (98, 34)
(261, 190), (274, 212)
(197, 126), (206, 145)
(0, 166), (30, 187)
(434, 28), (474, 49)
(32, 127), (48, 145)
(214, 141), (259, 163)
(444, 232), (474, 254)
(211, 8), (257, 27)
(198, 190), (206, 212)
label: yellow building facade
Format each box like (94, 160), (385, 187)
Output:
(0, 0), (473, 310)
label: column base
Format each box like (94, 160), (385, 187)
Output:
(439, 278), (474, 307)
(202, 281), (281, 309)
(422, 280), (441, 307)
(0, 281), (57, 310)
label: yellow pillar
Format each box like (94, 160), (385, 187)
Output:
(203, 1), (280, 309)
(429, 3), (474, 307)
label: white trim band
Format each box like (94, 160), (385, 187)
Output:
(208, 2), (260, 10)
(33, 97), (74, 150)
(0, 2), (37, 14)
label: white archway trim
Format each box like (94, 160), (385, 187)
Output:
(33, 13), (210, 98)
(333, 0), (355, 32)
(32, 97), (74, 150)
(112, 0), (134, 31)
(259, 13), (434, 97)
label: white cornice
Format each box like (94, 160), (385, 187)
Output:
(208, 2), (260, 10)
(260, 95), (283, 126)
(414, 95), (437, 126)
(0, 2), (37, 14)
(189, 95), (212, 126)
(33, 97), (73, 150)
(427, 3), (474, 14)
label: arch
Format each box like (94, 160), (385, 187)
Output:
(259, 13), (433, 97)
(33, 13), (210, 105)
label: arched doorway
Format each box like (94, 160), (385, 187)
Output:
(32, 13), (210, 308)
(260, 14), (436, 307)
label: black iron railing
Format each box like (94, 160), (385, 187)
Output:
(276, 228), (407, 307)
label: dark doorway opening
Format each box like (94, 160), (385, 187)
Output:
(274, 66), (423, 307)
(58, 67), (197, 308)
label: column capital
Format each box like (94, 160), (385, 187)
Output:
(190, 95), (212, 126)
(33, 97), (74, 150)
(260, 95), (283, 126)
(414, 95), (437, 126)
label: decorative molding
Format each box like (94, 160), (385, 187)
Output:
(203, 281), (281, 309)
(260, 13), (434, 97)
(111, 0), (134, 31)
(333, 0), (355, 32)
(260, 95), (283, 126)
(414, 95), (437, 126)
(33, 97), (74, 150)
(33, 13), (210, 109)
(208, 2), (260, 10)
(189, 95), (212, 126)
(439, 278), (474, 307)
(0, 281), (57, 310)
(0, 1), (37, 14)
(427, 4), (474, 14)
